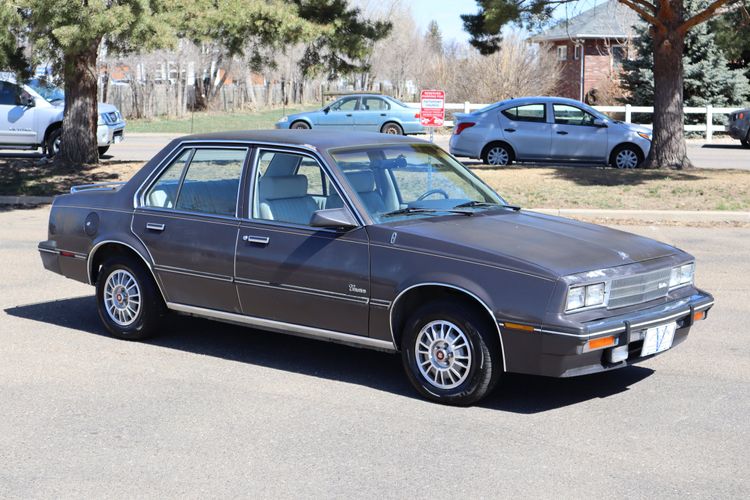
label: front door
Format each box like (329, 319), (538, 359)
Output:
(132, 146), (249, 313)
(235, 148), (370, 336)
(317, 96), (359, 130)
(0, 82), (36, 146)
(550, 103), (608, 161)
(498, 103), (552, 159)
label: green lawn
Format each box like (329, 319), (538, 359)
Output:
(126, 106), (319, 134)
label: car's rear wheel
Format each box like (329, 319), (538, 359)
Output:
(46, 128), (62, 157)
(610, 144), (643, 168)
(742, 131), (750, 149)
(401, 300), (502, 406)
(96, 255), (165, 340)
(482, 143), (512, 166)
(381, 122), (403, 135)
(291, 121), (310, 130)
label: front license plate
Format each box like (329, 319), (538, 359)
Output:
(641, 322), (677, 357)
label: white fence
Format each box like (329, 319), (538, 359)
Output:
(406, 102), (743, 141)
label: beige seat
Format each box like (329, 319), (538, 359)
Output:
(258, 175), (318, 225)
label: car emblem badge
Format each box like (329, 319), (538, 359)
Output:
(390, 232), (398, 245)
(658, 281), (668, 289)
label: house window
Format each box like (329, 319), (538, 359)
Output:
(557, 45), (568, 61)
(574, 44), (582, 60)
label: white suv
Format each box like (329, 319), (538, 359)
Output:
(0, 76), (126, 157)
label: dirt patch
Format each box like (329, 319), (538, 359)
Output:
(0, 158), (144, 196)
(473, 165), (750, 211)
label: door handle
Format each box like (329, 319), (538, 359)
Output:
(146, 222), (165, 232)
(346, 114), (353, 117)
(504, 128), (516, 133)
(380, 113), (386, 116)
(243, 235), (270, 245)
(556, 131), (569, 135)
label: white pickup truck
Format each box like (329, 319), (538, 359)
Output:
(0, 76), (126, 157)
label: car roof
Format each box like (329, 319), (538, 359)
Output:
(500, 96), (590, 107)
(177, 129), (430, 150)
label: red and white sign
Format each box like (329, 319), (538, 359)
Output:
(420, 89), (445, 127)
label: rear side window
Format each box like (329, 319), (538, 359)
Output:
(175, 149), (246, 216)
(362, 97), (390, 111)
(0, 81), (20, 105)
(502, 104), (546, 123)
(144, 148), (246, 217)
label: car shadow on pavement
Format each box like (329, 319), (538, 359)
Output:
(6, 295), (654, 413)
(550, 166), (706, 186)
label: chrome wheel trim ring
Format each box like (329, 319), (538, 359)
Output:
(384, 125), (400, 134)
(415, 320), (472, 390)
(616, 149), (638, 169)
(103, 269), (141, 327)
(487, 147), (509, 166)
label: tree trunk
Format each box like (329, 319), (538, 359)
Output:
(61, 42), (100, 164)
(645, 10), (693, 169)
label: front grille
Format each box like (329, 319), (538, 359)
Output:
(106, 111), (119, 123)
(608, 267), (671, 309)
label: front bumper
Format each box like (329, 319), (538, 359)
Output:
(499, 290), (714, 377)
(97, 121), (126, 147)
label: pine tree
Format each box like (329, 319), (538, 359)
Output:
(621, 0), (750, 121)
(425, 20), (444, 55)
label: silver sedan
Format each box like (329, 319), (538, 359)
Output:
(449, 96), (652, 168)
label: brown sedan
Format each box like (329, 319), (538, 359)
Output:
(38, 130), (714, 405)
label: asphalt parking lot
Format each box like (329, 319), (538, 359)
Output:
(1, 207), (748, 497)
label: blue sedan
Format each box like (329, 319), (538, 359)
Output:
(275, 94), (424, 135)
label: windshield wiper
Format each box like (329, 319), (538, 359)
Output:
(380, 207), (474, 218)
(452, 201), (521, 211)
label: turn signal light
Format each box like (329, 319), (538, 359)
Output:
(454, 122), (475, 135)
(693, 310), (706, 322)
(504, 322), (535, 332)
(588, 336), (616, 350)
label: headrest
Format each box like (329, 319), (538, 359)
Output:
(347, 170), (376, 193)
(259, 175), (308, 200)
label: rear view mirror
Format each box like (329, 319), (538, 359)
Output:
(310, 208), (357, 230)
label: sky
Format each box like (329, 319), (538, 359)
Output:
(407, 0), (606, 43)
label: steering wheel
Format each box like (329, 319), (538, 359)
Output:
(416, 188), (450, 201)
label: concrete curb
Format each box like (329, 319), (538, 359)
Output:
(531, 208), (750, 223)
(0, 195), (54, 206)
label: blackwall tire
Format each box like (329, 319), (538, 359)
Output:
(401, 300), (502, 406)
(95, 255), (165, 341)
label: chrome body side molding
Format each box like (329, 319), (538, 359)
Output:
(167, 302), (397, 352)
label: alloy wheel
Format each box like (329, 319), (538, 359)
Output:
(103, 269), (141, 326)
(415, 320), (472, 389)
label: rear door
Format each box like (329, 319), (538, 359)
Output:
(354, 96), (390, 131)
(498, 103), (551, 159)
(550, 103), (608, 161)
(317, 96), (359, 130)
(132, 145), (249, 312)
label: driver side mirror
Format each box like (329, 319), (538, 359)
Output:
(593, 118), (607, 128)
(323, 106), (330, 114)
(309, 207), (357, 230)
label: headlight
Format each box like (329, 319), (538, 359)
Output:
(637, 131), (652, 141)
(278, 116), (288, 123)
(566, 282), (606, 312)
(669, 263), (694, 288)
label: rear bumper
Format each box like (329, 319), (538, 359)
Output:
(500, 290), (714, 377)
(38, 241), (89, 283)
(727, 120), (749, 141)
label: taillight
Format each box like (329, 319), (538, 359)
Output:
(414, 112), (420, 119)
(454, 122), (475, 135)
(740, 112), (745, 120)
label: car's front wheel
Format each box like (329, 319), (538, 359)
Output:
(96, 255), (165, 340)
(98, 146), (110, 157)
(610, 144), (643, 168)
(46, 128), (62, 156)
(401, 300), (502, 406)
(291, 121), (310, 130)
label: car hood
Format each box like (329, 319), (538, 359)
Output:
(380, 210), (678, 277)
(97, 102), (120, 114)
(616, 121), (651, 135)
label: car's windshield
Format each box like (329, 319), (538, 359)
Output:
(386, 96), (408, 108)
(27, 78), (64, 103)
(329, 144), (506, 223)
